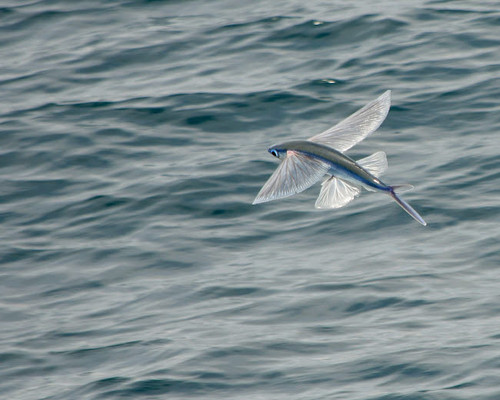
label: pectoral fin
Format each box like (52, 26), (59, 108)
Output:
(253, 151), (329, 204)
(308, 91), (391, 152)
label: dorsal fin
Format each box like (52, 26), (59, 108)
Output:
(357, 151), (388, 177)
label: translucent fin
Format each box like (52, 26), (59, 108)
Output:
(389, 191), (427, 226)
(392, 184), (414, 193)
(315, 176), (361, 209)
(253, 151), (329, 204)
(308, 90), (391, 152)
(357, 151), (388, 177)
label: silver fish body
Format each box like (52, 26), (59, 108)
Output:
(253, 91), (427, 226)
(274, 140), (388, 192)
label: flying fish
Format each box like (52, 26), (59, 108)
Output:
(253, 91), (427, 226)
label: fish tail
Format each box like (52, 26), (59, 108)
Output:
(389, 187), (427, 226)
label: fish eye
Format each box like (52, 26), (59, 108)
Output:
(270, 149), (279, 158)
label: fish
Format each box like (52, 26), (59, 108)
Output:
(252, 90), (427, 226)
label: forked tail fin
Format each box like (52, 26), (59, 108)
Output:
(389, 187), (427, 226)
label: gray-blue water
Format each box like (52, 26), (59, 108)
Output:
(1, 1), (500, 399)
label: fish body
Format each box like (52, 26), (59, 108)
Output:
(274, 140), (388, 192)
(253, 91), (427, 226)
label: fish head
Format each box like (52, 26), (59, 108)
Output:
(267, 144), (287, 159)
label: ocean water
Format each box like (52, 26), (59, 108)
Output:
(1, 0), (500, 399)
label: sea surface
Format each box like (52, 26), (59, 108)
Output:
(1, 1), (500, 399)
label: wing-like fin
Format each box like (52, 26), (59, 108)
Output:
(357, 151), (388, 177)
(253, 151), (329, 204)
(308, 90), (391, 152)
(315, 176), (361, 209)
